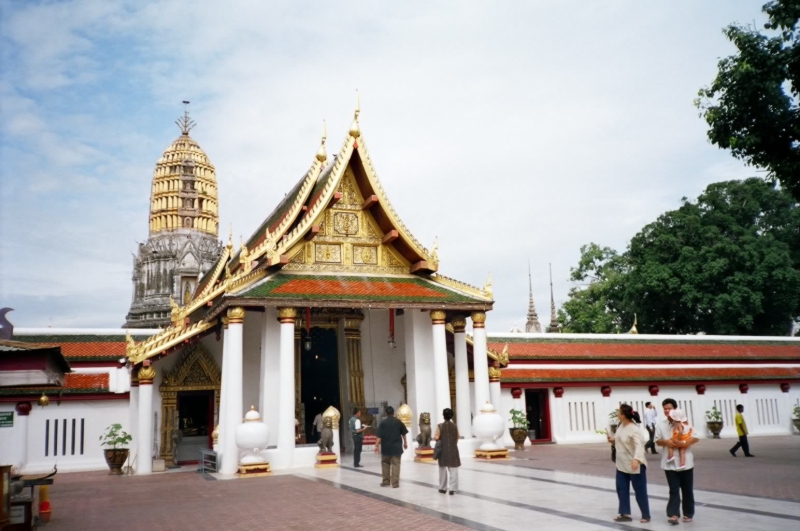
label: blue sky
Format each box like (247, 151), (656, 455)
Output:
(0, 1), (763, 330)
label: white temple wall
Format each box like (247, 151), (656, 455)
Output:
(0, 403), (19, 469)
(542, 383), (798, 445)
(20, 400), (129, 473)
(361, 309), (405, 411)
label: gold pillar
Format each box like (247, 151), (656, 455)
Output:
(344, 314), (366, 409)
(449, 367), (456, 419)
(160, 391), (178, 467)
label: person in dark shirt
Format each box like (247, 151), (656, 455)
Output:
(374, 406), (408, 488)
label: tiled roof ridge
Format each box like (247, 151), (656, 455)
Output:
(501, 367), (800, 382)
(0, 372), (110, 395)
(487, 335), (800, 345)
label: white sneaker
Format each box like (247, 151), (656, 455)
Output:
(666, 456), (675, 463)
(677, 464), (686, 470)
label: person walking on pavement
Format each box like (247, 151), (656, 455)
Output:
(730, 404), (755, 457)
(644, 402), (659, 455)
(609, 404), (651, 524)
(656, 398), (699, 525)
(434, 408), (461, 495)
(349, 408), (368, 467)
(374, 406), (408, 488)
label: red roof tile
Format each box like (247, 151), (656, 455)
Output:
(487, 340), (800, 361)
(0, 372), (110, 396)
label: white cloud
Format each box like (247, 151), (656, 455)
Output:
(0, 0), (767, 330)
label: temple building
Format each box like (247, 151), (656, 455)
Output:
(1, 102), (798, 476)
(124, 105), (224, 329)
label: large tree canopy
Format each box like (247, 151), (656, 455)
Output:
(696, 0), (800, 201)
(559, 179), (800, 335)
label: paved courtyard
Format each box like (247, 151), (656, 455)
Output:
(40, 436), (800, 531)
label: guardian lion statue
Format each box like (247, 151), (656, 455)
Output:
(317, 416), (334, 453)
(416, 412), (432, 448)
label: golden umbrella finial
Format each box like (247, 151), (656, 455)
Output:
(316, 120), (328, 162)
(226, 224), (233, 251)
(628, 313), (638, 334)
(349, 90), (361, 138)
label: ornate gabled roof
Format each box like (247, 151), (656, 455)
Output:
(127, 106), (493, 364)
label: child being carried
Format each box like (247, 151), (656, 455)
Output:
(667, 408), (692, 469)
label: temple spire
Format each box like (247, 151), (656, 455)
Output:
(525, 261), (542, 333)
(175, 100), (196, 135)
(547, 263), (560, 333)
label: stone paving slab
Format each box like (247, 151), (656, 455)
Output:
(498, 435), (800, 501)
(44, 470), (470, 531)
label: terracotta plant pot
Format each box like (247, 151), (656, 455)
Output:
(509, 428), (528, 450)
(104, 449), (129, 475)
(792, 419), (800, 433)
(706, 421), (723, 439)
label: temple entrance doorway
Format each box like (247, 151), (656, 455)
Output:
(525, 389), (551, 442)
(175, 390), (214, 464)
(300, 326), (341, 445)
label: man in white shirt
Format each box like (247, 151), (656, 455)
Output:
(349, 408), (369, 467)
(655, 398), (699, 525)
(644, 402), (659, 455)
(311, 413), (324, 443)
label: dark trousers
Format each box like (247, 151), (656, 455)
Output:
(616, 465), (650, 519)
(353, 436), (363, 466)
(665, 468), (694, 518)
(645, 426), (657, 454)
(730, 435), (751, 455)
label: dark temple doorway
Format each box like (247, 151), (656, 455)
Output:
(525, 389), (551, 443)
(176, 390), (214, 464)
(300, 327), (341, 444)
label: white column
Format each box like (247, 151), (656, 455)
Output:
(277, 307), (297, 468)
(128, 383), (139, 469)
(14, 402), (31, 471)
(471, 311), (491, 410)
(220, 307), (245, 475)
(430, 310), (451, 424)
(452, 316), (471, 438)
(137, 364), (156, 475)
(259, 308), (281, 447)
(217, 321), (230, 460)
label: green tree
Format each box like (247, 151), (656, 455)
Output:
(696, 0), (800, 201)
(560, 179), (800, 335)
(558, 243), (629, 333)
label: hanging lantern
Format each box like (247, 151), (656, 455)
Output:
(304, 307), (313, 351)
(387, 308), (396, 348)
(38, 392), (50, 407)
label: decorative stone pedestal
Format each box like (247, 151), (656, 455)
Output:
(237, 462), (272, 477)
(315, 452), (339, 468)
(414, 447), (435, 463)
(474, 448), (509, 460)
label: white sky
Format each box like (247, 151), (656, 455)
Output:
(0, 1), (761, 330)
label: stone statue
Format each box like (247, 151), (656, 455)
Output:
(317, 416), (334, 453)
(416, 412), (432, 448)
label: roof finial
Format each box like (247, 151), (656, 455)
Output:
(175, 100), (196, 135)
(546, 263), (560, 333)
(526, 260), (542, 333)
(628, 314), (639, 334)
(227, 224), (233, 251)
(316, 120), (328, 162)
(349, 90), (361, 138)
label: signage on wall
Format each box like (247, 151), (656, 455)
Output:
(0, 412), (12, 427)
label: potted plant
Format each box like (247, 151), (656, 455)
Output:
(705, 406), (724, 438)
(792, 405), (800, 433)
(508, 409), (530, 450)
(100, 423), (133, 475)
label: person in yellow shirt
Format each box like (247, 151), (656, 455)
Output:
(729, 404), (755, 457)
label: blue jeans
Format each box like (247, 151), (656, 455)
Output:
(616, 465), (650, 519)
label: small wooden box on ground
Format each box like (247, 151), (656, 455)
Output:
(315, 453), (339, 469)
(237, 463), (272, 477)
(414, 447), (435, 463)
(474, 448), (509, 460)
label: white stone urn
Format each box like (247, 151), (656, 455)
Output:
(235, 406), (270, 465)
(473, 401), (504, 451)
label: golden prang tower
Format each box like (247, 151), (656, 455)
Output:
(124, 103), (223, 329)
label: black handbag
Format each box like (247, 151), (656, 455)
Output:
(433, 439), (442, 460)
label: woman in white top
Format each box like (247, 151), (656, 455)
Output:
(608, 403), (651, 523)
